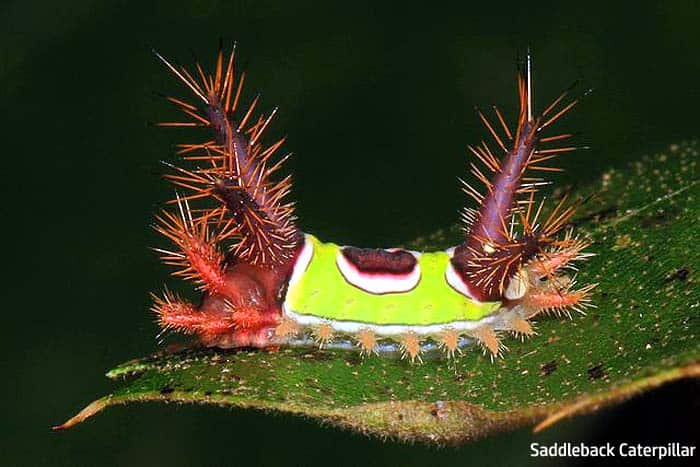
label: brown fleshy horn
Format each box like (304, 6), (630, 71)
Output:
(452, 51), (587, 301)
(154, 45), (300, 267)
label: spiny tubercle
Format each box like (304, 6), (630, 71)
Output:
(451, 62), (582, 302)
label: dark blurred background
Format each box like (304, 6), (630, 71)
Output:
(2, 1), (698, 466)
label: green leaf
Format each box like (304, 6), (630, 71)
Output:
(57, 143), (700, 444)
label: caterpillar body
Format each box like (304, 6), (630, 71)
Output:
(152, 46), (594, 362)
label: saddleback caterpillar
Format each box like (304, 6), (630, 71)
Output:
(151, 47), (595, 362)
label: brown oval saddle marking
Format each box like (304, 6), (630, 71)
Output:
(340, 247), (417, 275)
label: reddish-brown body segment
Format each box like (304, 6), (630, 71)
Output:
(196, 259), (298, 347)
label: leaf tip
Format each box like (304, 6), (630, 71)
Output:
(53, 397), (111, 431)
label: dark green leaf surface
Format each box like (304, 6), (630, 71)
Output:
(59, 143), (699, 444)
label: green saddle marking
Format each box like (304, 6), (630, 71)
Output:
(285, 235), (500, 326)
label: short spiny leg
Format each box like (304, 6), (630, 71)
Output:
(438, 328), (461, 359)
(521, 279), (597, 319)
(274, 317), (301, 339)
(400, 331), (423, 363)
(313, 323), (334, 349)
(152, 290), (233, 336)
(472, 326), (505, 359)
(516, 234), (597, 319)
(356, 328), (378, 356)
(499, 309), (536, 338)
(527, 232), (594, 281)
